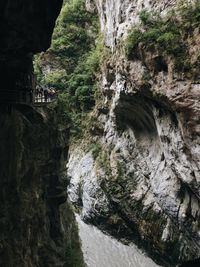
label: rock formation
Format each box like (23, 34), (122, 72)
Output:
(0, 1), (85, 266)
(0, 0), (63, 102)
(68, 0), (200, 266)
(2, 0), (199, 266)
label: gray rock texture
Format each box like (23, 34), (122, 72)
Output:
(86, 0), (177, 48)
(68, 0), (200, 266)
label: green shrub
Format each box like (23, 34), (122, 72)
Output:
(179, 0), (200, 27)
(124, 3), (199, 73)
(125, 28), (142, 59)
(142, 28), (162, 44)
(139, 10), (152, 26)
(34, 0), (104, 137)
(66, 40), (104, 111)
(139, 9), (162, 27)
(157, 32), (184, 55)
(87, 142), (102, 159)
(42, 70), (67, 90)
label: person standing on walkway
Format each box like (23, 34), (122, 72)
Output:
(44, 88), (48, 102)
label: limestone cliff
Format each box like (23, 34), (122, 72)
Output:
(68, 0), (200, 266)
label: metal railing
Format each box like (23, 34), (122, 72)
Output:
(0, 89), (57, 106)
(34, 95), (55, 103)
(34, 91), (57, 104)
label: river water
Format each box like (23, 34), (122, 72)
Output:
(76, 215), (162, 267)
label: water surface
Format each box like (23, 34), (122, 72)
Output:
(77, 215), (162, 267)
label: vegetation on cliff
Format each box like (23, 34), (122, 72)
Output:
(34, 0), (105, 137)
(125, 1), (200, 74)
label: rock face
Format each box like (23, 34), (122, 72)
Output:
(68, 0), (200, 266)
(0, 105), (70, 266)
(87, 0), (177, 48)
(0, 0), (63, 54)
(0, 0), (63, 102)
(0, 1), (85, 266)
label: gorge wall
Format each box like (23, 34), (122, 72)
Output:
(0, 0), (63, 102)
(0, 1), (85, 266)
(68, 0), (200, 266)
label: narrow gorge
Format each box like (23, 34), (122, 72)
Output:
(0, 0), (200, 267)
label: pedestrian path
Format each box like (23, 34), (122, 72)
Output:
(0, 88), (57, 106)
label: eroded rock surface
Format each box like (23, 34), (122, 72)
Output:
(0, 0), (85, 266)
(0, 105), (85, 266)
(86, 0), (177, 48)
(68, 0), (200, 266)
